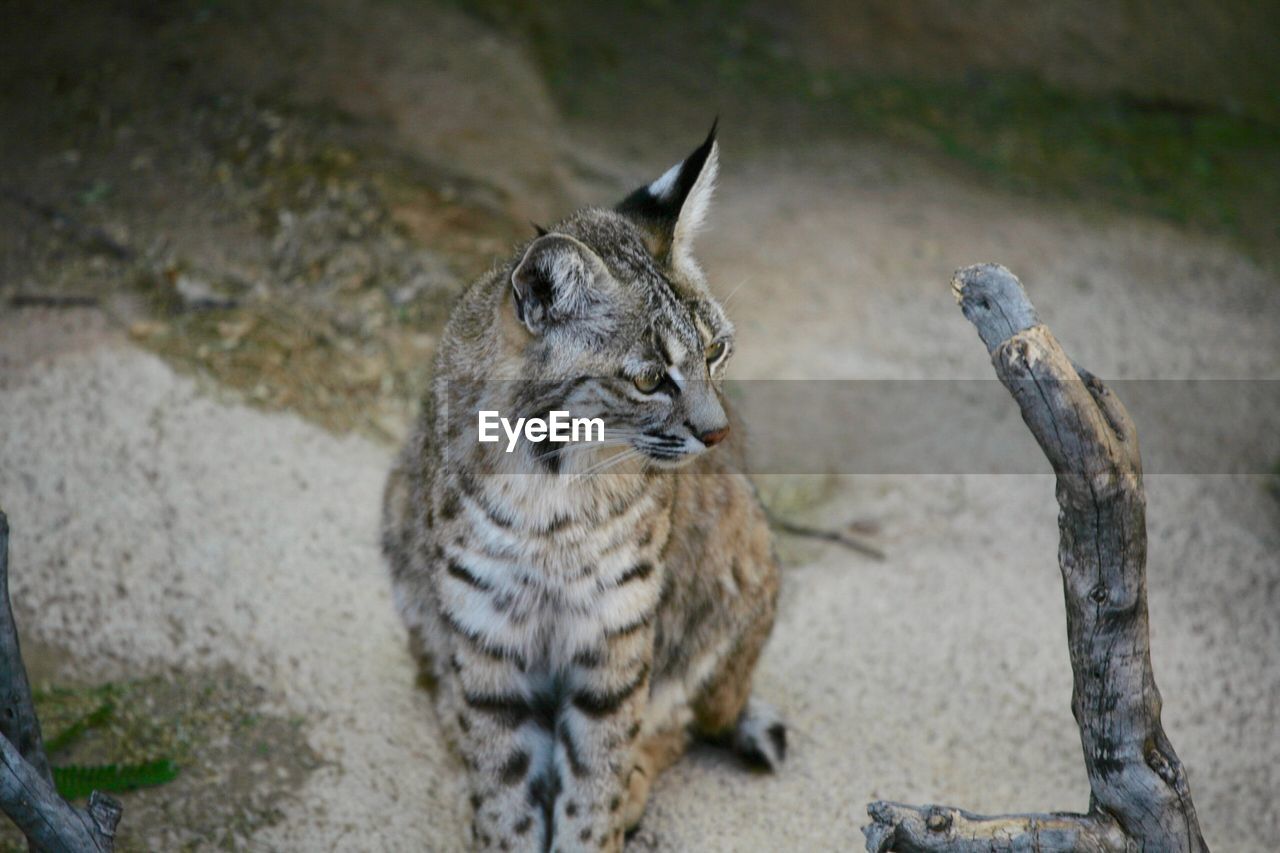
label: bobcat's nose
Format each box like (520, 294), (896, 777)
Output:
(698, 425), (730, 448)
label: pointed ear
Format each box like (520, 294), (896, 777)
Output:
(510, 234), (609, 334)
(616, 121), (719, 269)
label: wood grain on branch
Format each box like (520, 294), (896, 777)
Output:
(0, 513), (53, 787)
(863, 801), (1132, 853)
(863, 264), (1207, 852)
(0, 735), (118, 853)
(0, 512), (121, 852)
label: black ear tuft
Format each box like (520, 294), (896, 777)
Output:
(531, 221), (549, 237)
(616, 120), (719, 260)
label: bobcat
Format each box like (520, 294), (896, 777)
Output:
(381, 125), (783, 852)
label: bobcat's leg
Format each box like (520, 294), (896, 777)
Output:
(691, 576), (786, 771)
(619, 573), (784, 836)
(545, 628), (655, 852)
(457, 634), (654, 851)
(448, 644), (551, 853)
(621, 725), (688, 832)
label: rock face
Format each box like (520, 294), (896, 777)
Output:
(757, 0), (1280, 122)
(187, 0), (576, 219)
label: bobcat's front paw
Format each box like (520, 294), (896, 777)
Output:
(732, 698), (787, 772)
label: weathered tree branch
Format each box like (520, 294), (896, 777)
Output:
(863, 264), (1207, 852)
(0, 514), (54, 789)
(863, 801), (1132, 853)
(0, 512), (121, 852)
(0, 735), (120, 852)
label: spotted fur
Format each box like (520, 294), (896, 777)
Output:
(382, 126), (782, 852)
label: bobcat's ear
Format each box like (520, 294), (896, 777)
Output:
(511, 234), (609, 335)
(617, 120), (719, 271)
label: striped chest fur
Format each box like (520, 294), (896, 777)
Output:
(435, 468), (674, 675)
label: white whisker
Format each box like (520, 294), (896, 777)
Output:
(536, 438), (632, 461)
(571, 447), (644, 479)
(718, 276), (751, 309)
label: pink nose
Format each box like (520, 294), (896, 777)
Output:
(699, 426), (730, 447)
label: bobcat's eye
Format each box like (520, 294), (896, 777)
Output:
(705, 339), (729, 366)
(633, 370), (666, 394)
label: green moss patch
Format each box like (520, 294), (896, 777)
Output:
(0, 667), (321, 852)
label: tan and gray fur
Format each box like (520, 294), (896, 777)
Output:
(382, 126), (783, 852)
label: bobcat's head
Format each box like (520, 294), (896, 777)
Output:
(506, 124), (734, 469)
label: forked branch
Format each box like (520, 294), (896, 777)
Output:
(863, 264), (1207, 852)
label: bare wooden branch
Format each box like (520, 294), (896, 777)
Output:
(0, 512), (53, 788)
(0, 734), (117, 852)
(863, 264), (1207, 852)
(0, 512), (121, 852)
(863, 801), (1131, 853)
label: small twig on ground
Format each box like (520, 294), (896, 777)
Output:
(8, 294), (101, 309)
(766, 511), (885, 560)
(1, 186), (134, 261)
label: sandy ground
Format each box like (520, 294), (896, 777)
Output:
(0, 309), (465, 848)
(2, 129), (1278, 852)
